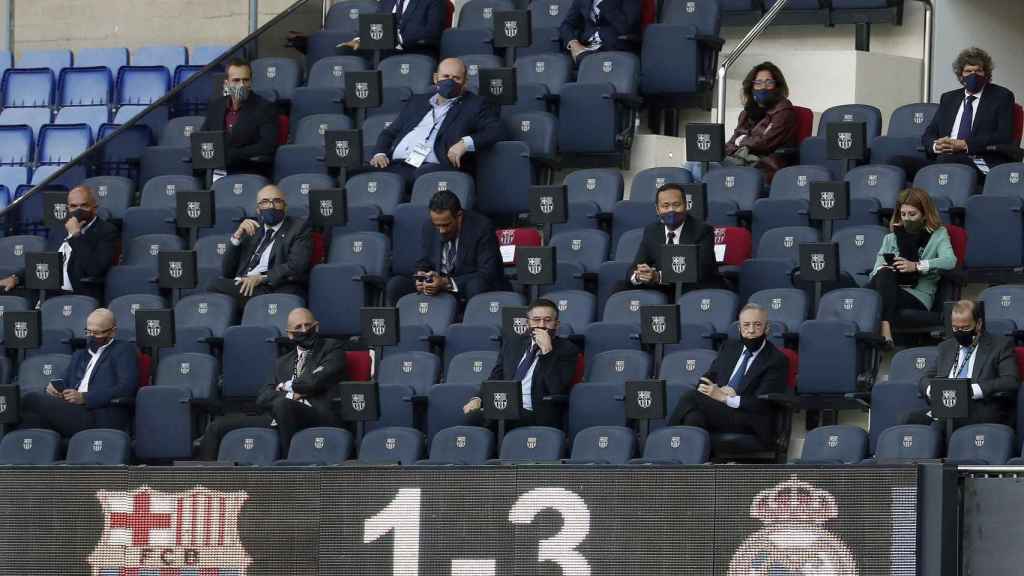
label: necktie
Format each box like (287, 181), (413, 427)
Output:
(956, 95), (976, 141)
(727, 348), (753, 394)
(513, 344), (538, 384)
(295, 349), (308, 378)
(591, 0), (602, 21)
(246, 227), (275, 274)
(956, 347), (972, 378)
(442, 240), (455, 275)
(666, 231), (676, 245)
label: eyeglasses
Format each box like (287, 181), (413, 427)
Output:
(84, 328), (113, 337)
(752, 80), (777, 88)
(740, 321), (765, 329)
(257, 198), (286, 208)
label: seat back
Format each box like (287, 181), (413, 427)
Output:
(445, 350), (499, 385)
(703, 166), (762, 212)
(397, 292), (458, 337)
(816, 288), (880, 333)
(747, 288), (807, 333)
(252, 57), (302, 101)
(913, 163), (977, 208)
(981, 285), (1024, 330)
(359, 427), (424, 464)
(40, 295), (98, 336)
(327, 231), (390, 276)
(155, 352), (219, 402)
(123, 233), (185, 268)
(756, 225), (818, 261)
(965, 195), (1023, 268)
(37, 124), (92, 164)
(577, 51), (639, 95)
(410, 171), (475, 210)
(567, 381), (627, 438)
(133, 45), (187, 72)
(564, 168), (623, 213)
(678, 289), (738, 334)
(602, 289), (667, 324)
(378, 351), (441, 395)
(379, 54), (436, 93)
(347, 171), (405, 216)
(293, 113), (353, 146)
(175, 293), (237, 337)
(948, 423), (1015, 464)
(640, 426), (709, 464)
(886, 102), (939, 138)
(586, 349), (651, 383)
(769, 165), (831, 200)
(498, 426), (565, 462)
(308, 56), (369, 89)
(58, 66), (113, 106)
(846, 164), (905, 209)
(241, 294), (305, 334)
(462, 291), (526, 327)
(218, 428), (280, 465)
(66, 429), (131, 465)
(286, 427), (353, 464)
(3, 68), (55, 108)
(816, 104), (883, 139)
(426, 426), (495, 464)
(659, 349), (717, 386)
(543, 289), (596, 335)
(211, 174), (271, 215)
(888, 346), (938, 384)
(629, 167), (693, 204)
(833, 225), (888, 286)
(570, 425), (636, 463)
(116, 66), (171, 105)
(515, 53), (573, 95)
(983, 163), (1024, 200)
(874, 424), (942, 461)
(798, 425), (867, 463)
(0, 429), (61, 464)
(76, 47), (129, 75)
(550, 229), (609, 274)
(221, 325), (279, 398)
(458, 0), (514, 28)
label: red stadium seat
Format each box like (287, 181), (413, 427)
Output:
(1014, 103), (1023, 146)
(310, 230), (326, 266)
(642, 0), (658, 28)
(137, 351), (152, 388)
(946, 224), (966, 268)
(780, 347), (798, 390)
(496, 227), (542, 266)
(446, 1), (455, 28)
(793, 105), (814, 145)
(346, 351), (372, 381)
(1015, 347), (1024, 378)
(714, 226), (752, 266)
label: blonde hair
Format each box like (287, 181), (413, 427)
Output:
(890, 187), (943, 232)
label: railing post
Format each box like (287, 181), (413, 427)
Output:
(714, 0), (790, 125)
(250, 0), (259, 34)
(915, 0), (934, 103)
(323, 0), (331, 28)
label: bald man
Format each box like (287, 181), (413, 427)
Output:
(198, 308), (348, 459)
(210, 185), (312, 306)
(20, 309), (138, 437)
(0, 185), (118, 303)
(369, 57), (503, 193)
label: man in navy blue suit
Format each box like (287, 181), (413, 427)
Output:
(369, 57), (504, 193)
(559, 0), (642, 63)
(385, 190), (504, 305)
(20, 308), (138, 437)
(339, 0), (446, 58)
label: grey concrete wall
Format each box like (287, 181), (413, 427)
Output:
(932, 0), (1024, 102)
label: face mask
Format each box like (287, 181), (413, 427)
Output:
(259, 208), (285, 227)
(659, 210), (685, 229)
(293, 329), (318, 350)
(741, 334), (765, 351)
(436, 78), (462, 99)
(70, 209), (92, 223)
(87, 335), (109, 352)
(752, 90), (776, 107)
(953, 329), (976, 348)
(224, 84), (251, 101)
(962, 73), (988, 94)
(902, 217), (924, 234)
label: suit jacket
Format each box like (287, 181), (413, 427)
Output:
(558, 0), (643, 53)
(486, 334), (579, 427)
(64, 339), (138, 429)
(221, 215), (312, 296)
(415, 209), (504, 294)
(922, 83), (1016, 168)
(920, 332), (1019, 425)
(703, 339), (789, 444)
(629, 213), (722, 288)
(256, 337), (347, 416)
(38, 217), (118, 302)
(201, 93), (279, 173)
(374, 91), (503, 171)
(379, 0), (445, 52)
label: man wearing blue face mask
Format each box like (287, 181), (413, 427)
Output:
(369, 57), (503, 195)
(210, 185), (312, 306)
(201, 58), (279, 177)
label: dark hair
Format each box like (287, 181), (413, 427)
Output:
(953, 47), (995, 80)
(655, 182), (685, 205)
(225, 57), (251, 72)
(428, 190), (463, 215)
(741, 61), (789, 105)
(528, 298), (559, 320)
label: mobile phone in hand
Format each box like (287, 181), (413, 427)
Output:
(50, 378), (67, 392)
(883, 253), (896, 266)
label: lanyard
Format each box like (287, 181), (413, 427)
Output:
(954, 345), (975, 378)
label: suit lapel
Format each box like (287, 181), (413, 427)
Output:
(970, 336), (991, 380)
(436, 98), (465, 145)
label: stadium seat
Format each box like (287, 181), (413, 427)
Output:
(347, 172), (405, 216)
(58, 66), (113, 106)
(54, 105), (109, 137)
(218, 427), (279, 465)
(212, 174), (271, 216)
(378, 351), (441, 395)
(550, 229), (609, 274)
(132, 45), (188, 74)
(108, 294), (166, 341)
(557, 51), (640, 158)
(154, 352), (219, 404)
(981, 285), (1024, 332)
(410, 171), (475, 210)
(965, 194), (1023, 270)
(272, 144), (328, 181)
(678, 289), (738, 339)
(139, 144), (192, 181)
(426, 383), (478, 440)
(543, 289), (596, 336)
(871, 103), (938, 165)
(867, 381), (927, 451)
(458, 0), (513, 28)
(358, 426), (424, 465)
(564, 168), (623, 213)
(913, 163), (977, 210)
(122, 233), (185, 268)
(871, 424), (941, 462)
(140, 174), (201, 209)
(0, 235), (46, 274)
(794, 425), (868, 464)
(846, 164), (905, 213)
(16, 353), (73, 397)
(66, 429), (131, 465)
(324, 0), (377, 34)
(327, 231), (391, 280)
(566, 381), (627, 438)
(798, 104), (882, 176)
(983, 163), (1024, 199)
(887, 346), (938, 386)
(252, 57), (302, 102)
(530, 0), (573, 28)
(0, 125), (34, 166)
(586, 349), (651, 384)
(947, 423), (1015, 465)
(309, 263), (366, 337)
(17, 49), (71, 77)
(658, 349), (717, 390)
(704, 166), (762, 216)
(833, 225), (888, 287)
(379, 54), (436, 94)
(475, 141), (534, 219)
(0, 429), (61, 465)
(639, 0), (723, 115)
(293, 113), (354, 146)
(516, 53), (572, 96)
(2, 68), (55, 107)
(418, 426), (495, 464)
(747, 288), (808, 334)
(629, 167), (693, 204)
(278, 173), (335, 213)
(307, 56), (368, 90)
(568, 425), (636, 464)
(36, 124), (92, 164)
(116, 66), (171, 105)
(221, 325), (279, 400)
(101, 265), (160, 304)
(175, 293), (238, 340)
(281, 427), (353, 465)
(445, 350), (499, 385)
(361, 113), (398, 160)
(492, 425), (565, 463)
(41, 294), (97, 337)
(397, 292), (458, 338)
(769, 164), (831, 200)
(630, 425), (710, 465)
(241, 293), (305, 334)
(100, 124), (154, 179)
(75, 47), (129, 76)
(158, 115), (204, 147)
(462, 54), (503, 93)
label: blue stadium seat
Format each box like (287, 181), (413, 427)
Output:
(586, 349), (651, 384)
(36, 123), (92, 164)
(58, 66), (113, 106)
(347, 171), (404, 215)
(410, 171), (475, 210)
(211, 174), (271, 216)
(102, 265), (161, 304)
(41, 294), (97, 336)
(515, 53), (572, 95)
(75, 47), (129, 76)
(309, 263), (366, 337)
(324, 0), (377, 34)
(281, 427), (353, 465)
(833, 225), (888, 287)
(327, 231), (391, 279)
(368, 384), (417, 430)
(278, 172), (335, 213)
(639, 0), (722, 102)
(747, 288), (808, 333)
(218, 427), (279, 465)
(378, 351), (441, 395)
(289, 86), (344, 132)
(0, 166), (29, 195)
(0, 234), (46, 274)
(530, 0), (573, 28)
(755, 225), (818, 261)
(503, 110), (558, 161)
(704, 166), (762, 214)
(2, 68), (55, 107)
(99, 124), (154, 179)
(981, 285), (1024, 331)
(796, 318), (860, 396)
(293, 113), (354, 146)
(630, 425), (709, 465)
(116, 66), (171, 105)
(948, 423), (1015, 465)
(602, 289), (667, 323)
(913, 163), (977, 209)
(566, 381), (627, 438)
(799, 104), (882, 176)
(307, 56), (368, 90)
(458, 0), (513, 28)
(273, 144), (328, 181)
(445, 350), (499, 385)
(516, 26), (562, 58)
(817, 287), (880, 333)
(17, 49), (71, 76)
(543, 289), (596, 336)
(241, 293), (305, 334)
(846, 164), (905, 212)
(418, 426), (494, 464)
(108, 294), (166, 341)
(794, 425), (868, 464)
(358, 426), (424, 464)
(155, 352), (219, 403)
(463, 54), (503, 93)
(659, 349), (717, 388)
(872, 424), (941, 462)
(66, 429), (131, 465)
(750, 198), (809, 246)
(475, 141), (534, 219)
(965, 195), (1023, 269)
(426, 383), (478, 440)
(493, 425), (565, 463)
(0, 106), (51, 138)
(502, 82), (549, 117)
(397, 292), (458, 337)
(54, 105), (109, 137)
(123, 233), (184, 268)
(379, 54), (436, 94)
(252, 57), (302, 102)
(0, 126), (33, 165)
(629, 167), (693, 204)
(0, 429), (61, 465)
(112, 103), (169, 142)
(132, 45), (187, 74)
(361, 113), (398, 159)
(16, 354), (72, 397)
(871, 103), (938, 165)
(175, 293), (238, 339)
(769, 165), (831, 200)
(564, 168), (623, 213)
(868, 381), (927, 451)
(678, 289), (738, 338)
(568, 425), (636, 464)
(983, 163), (1024, 199)
(222, 325), (279, 399)
(887, 346), (937, 386)
(551, 229), (609, 274)
(557, 51), (639, 156)
(139, 174), (200, 210)
(159, 115), (205, 147)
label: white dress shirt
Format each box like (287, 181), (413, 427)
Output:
(391, 94), (475, 164)
(77, 340), (113, 393)
(57, 217), (96, 291)
(724, 338), (766, 409)
(936, 87), (989, 173)
(947, 345), (984, 399)
(230, 220), (284, 277)
(519, 345), (541, 411)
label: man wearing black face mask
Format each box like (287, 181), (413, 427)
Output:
(369, 57), (503, 195)
(463, 299), (579, 429)
(201, 57), (279, 177)
(197, 308), (348, 459)
(904, 300), (1018, 427)
(20, 309), (138, 437)
(668, 304), (789, 448)
(210, 185), (311, 306)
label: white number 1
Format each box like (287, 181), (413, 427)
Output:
(509, 487), (592, 576)
(364, 488), (422, 576)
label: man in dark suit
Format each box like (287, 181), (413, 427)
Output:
(20, 309), (138, 437)
(627, 182), (723, 293)
(905, 299), (1019, 427)
(915, 47), (1016, 179)
(385, 190), (504, 305)
(559, 0), (642, 63)
(369, 57), (503, 192)
(0, 185), (117, 303)
(201, 57), (279, 177)
(198, 308), (348, 459)
(463, 298), (579, 428)
(338, 0), (446, 58)
(669, 304), (789, 447)
(210, 185), (312, 306)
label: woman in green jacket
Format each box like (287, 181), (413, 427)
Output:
(868, 187), (957, 347)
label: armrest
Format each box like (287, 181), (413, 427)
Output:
(377, 214), (394, 227)
(542, 93), (560, 105)
(427, 334), (446, 347)
(694, 35), (725, 51)
(757, 392), (797, 407)
(77, 276), (105, 286)
(541, 394), (569, 406)
(198, 335), (225, 347)
(855, 331), (884, 348)
(611, 93), (644, 108)
(109, 396), (136, 407)
(362, 274), (387, 289)
(248, 156), (274, 164)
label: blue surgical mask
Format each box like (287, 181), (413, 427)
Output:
(259, 208), (285, 227)
(436, 78), (462, 99)
(660, 210), (685, 229)
(752, 90), (775, 107)
(962, 73), (988, 94)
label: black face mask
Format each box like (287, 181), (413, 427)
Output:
(741, 335), (766, 351)
(953, 329), (976, 348)
(87, 335), (110, 352)
(71, 209), (93, 223)
(293, 329), (319, 350)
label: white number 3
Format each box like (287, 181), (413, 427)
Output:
(509, 487), (592, 576)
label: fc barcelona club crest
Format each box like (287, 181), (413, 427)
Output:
(335, 139), (350, 158)
(314, 437), (326, 449)
(819, 191), (835, 210)
(385, 437), (397, 450)
(319, 200), (334, 217)
(14, 321), (28, 339)
(810, 253), (826, 272)
(915, 357), (926, 370)
(370, 23), (384, 40)
(180, 362), (191, 376)
(89, 487), (252, 575)
(351, 394), (366, 412)
(602, 60), (613, 73)
(637, 390), (652, 409)
(168, 260), (183, 279)
(670, 436), (681, 448)
(355, 82), (369, 99)
(456, 436), (467, 448)
(527, 257), (543, 275)
(266, 66), (277, 79)
(35, 263), (49, 281)
(651, 315), (666, 334)
(512, 317), (528, 335)
(526, 436), (537, 449)
(418, 302), (429, 314)
(827, 435), (839, 448)
(187, 201), (201, 219)
(0, 396), (6, 414)
(504, 20), (518, 38)
(942, 389), (957, 408)
(371, 318), (386, 337)
(493, 392), (508, 410)
(53, 202), (68, 221)
(696, 133), (711, 151)
(201, 141), (215, 160)
(539, 196), (554, 214)
(146, 319), (161, 337)
(1011, 172), (1021, 185)
(672, 256), (686, 274)
(489, 78), (504, 96)
(938, 173), (949, 186)
(837, 132), (853, 150)
(400, 63), (410, 75)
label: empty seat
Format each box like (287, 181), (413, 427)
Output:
(458, 0), (513, 28)
(410, 171), (475, 210)
(586, 349), (651, 383)
(445, 350), (499, 385)
(116, 66), (171, 105)
(307, 56), (368, 90)
(17, 49), (71, 77)
(378, 351), (441, 395)
(358, 426), (424, 465)
(630, 426), (709, 465)
(494, 426), (565, 463)
(133, 45), (188, 74)
(75, 47), (130, 76)
(325, 0), (379, 35)
(564, 168), (623, 213)
(54, 105), (109, 137)
(218, 427), (279, 465)
(419, 426), (494, 464)
(66, 429), (131, 465)
(123, 233), (185, 268)
(160, 115), (205, 147)
(568, 425), (636, 464)
(0, 107), (52, 137)
(913, 163), (977, 208)
(947, 423), (1015, 465)
(846, 164), (906, 212)
(293, 113), (354, 146)
(0, 126), (34, 165)
(794, 425), (867, 464)
(983, 163), (1024, 199)
(0, 429), (61, 465)
(154, 352), (219, 403)
(2, 68), (55, 108)
(872, 424), (941, 462)
(397, 292), (458, 337)
(281, 427), (353, 465)
(36, 124), (92, 164)
(379, 54), (436, 94)
(17, 354), (73, 396)
(58, 67), (113, 106)
(252, 57), (302, 102)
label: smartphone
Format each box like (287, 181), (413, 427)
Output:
(50, 378), (67, 393)
(883, 253), (896, 266)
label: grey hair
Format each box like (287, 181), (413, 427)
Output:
(953, 47), (994, 79)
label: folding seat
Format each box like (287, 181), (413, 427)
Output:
(501, 82), (550, 117)
(564, 381), (627, 438)
(567, 425), (636, 464)
(53, 105), (108, 138)
(108, 294), (166, 340)
(530, 0), (573, 29)
(379, 54), (436, 94)
(75, 47), (129, 76)
(981, 285), (1024, 332)
(867, 381), (927, 450)
(221, 325), (278, 400)
(586, 349), (651, 384)
(325, 0), (378, 35)
(492, 426), (565, 463)
(98, 124), (153, 180)
(278, 427), (354, 465)
(16, 353), (73, 396)
(983, 163), (1024, 199)
(241, 294), (305, 335)
(871, 424), (941, 462)
(113, 103), (170, 141)
(101, 265), (159, 304)
(278, 173), (335, 213)
(378, 351), (441, 395)
(755, 226), (818, 262)
(947, 423), (1015, 465)
(158, 116), (204, 147)
(515, 53), (573, 96)
(913, 163), (977, 211)
(140, 175), (199, 210)
(132, 45), (187, 74)
(796, 288), (879, 398)
(639, 0), (723, 110)
(747, 288), (808, 334)
(542, 289), (596, 336)
(557, 51), (640, 156)
(307, 263), (366, 337)
(418, 426), (495, 464)
(833, 225), (888, 287)
(66, 429), (131, 465)
(30, 164), (88, 193)
(0, 167), (29, 198)
(600, 289), (667, 324)
(817, 287), (880, 334)
(871, 103), (938, 165)
(57, 67), (113, 107)
(347, 172), (404, 216)
(458, 0), (513, 28)
(798, 104), (882, 176)
(750, 198), (809, 247)
(475, 141), (534, 219)
(792, 424), (868, 464)
(410, 171), (475, 209)
(293, 113), (354, 147)
(515, 26), (562, 58)
(629, 167), (693, 204)
(769, 165), (831, 201)
(678, 288), (738, 338)
(122, 233), (184, 268)
(361, 113), (398, 160)
(116, 66), (171, 105)
(564, 168), (623, 214)
(211, 174), (270, 216)
(0, 235), (45, 276)
(394, 292), (456, 339)
(629, 426), (709, 465)
(548, 229), (607, 275)
(2, 68), (55, 108)
(307, 56), (368, 90)
(154, 352), (219, 404)
(965, 195), (1024, 269)
(17, 49), (71, 76)
(0, 125), (34, 167)
(504, 111), (559, 166)
(426, 383), (479, 439)
(444, 350), (499, 386)
(0, 429), (61, 465)
(704, 166), (762, 217)
(138, 143), (189, 181)
(609, 200), (652, 252)
(462, 54), (503, 94)
(330, 204), (383, 237)
(327, 231), (390, 279)
(359, 427), (425, 464)
(272, 144), (327, 181)
(41, 293), (97, 335)
(659, 348), (717, 389)
(251, 57), (301, 102)
(216, 428), (279, 465)
(175, 293), (238, 339)
(846, 164), (905, 213)
(36, 124), (92, 165)
(373, 86), (415, 119)
(171, 64), (222, 116)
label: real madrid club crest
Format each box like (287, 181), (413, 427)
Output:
(727, 476), (858, 576)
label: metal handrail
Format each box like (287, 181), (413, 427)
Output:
(915, 0), (934, 103)
(715, 0), (790, 125)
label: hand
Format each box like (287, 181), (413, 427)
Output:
(341, 38), (361, 50)
(233, 219), (259, 241)
(0, 275), (17, 292)
(447, 141), (468, 168)
(720, 386), (737, 398)
(46, 383), (61, 398)
(422, 274), (447, 296)
(370, 153), (390, 168)
(893, 257), (917, 273)
(65, 216), (82, 238)
(697, 377), (729, 403)
(532, 328), (553, 355)
(634, 264), (656, 284)
(463, 397), (482, 414)
(568, 40), (587, 61)
(62, 390), (86, 405)
(951, 139), (968, 153)
(236, 275), (266, 297)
